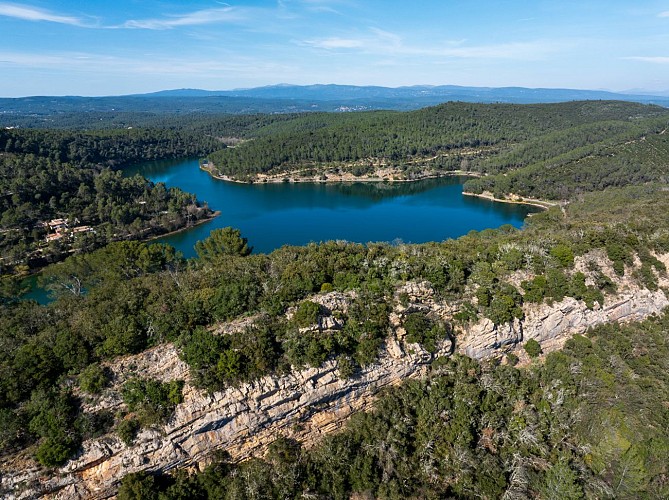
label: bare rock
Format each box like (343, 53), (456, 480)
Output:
(4, 258), (668, 499)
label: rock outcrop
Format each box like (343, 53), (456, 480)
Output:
(3, 339), (446, 499)
(459, 288), (668, 359)
(3, 257), (668, 499)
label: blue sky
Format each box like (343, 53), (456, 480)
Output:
(0, 0), (668, 96)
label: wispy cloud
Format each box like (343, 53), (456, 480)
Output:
(122, 7), (246, 30)
(301, 29), (402, 52)
(658, 11), (669, 18)
(306, 37), (364, 49)
(0, 49), (297, 81)
(302, 28), (563, 60)
(299, 0), (349, 14)
(624, 56), (669, 64)
(0, 2), (92, 27)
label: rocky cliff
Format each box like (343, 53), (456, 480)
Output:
(3, 255), (668, 499)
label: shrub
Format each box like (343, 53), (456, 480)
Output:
(486, 284), (524, 325)
(404, 312), (450, 353)
(35, 436), (77, 467)
(212, 275), (261, 321)
(524, 339), (543, 358)
(117, 417), (140, 446)
(550, 244), (575, 268)
(506, 353), (519, 366)
(606, 242), (632, 276)
(336, 355), (358, 379)
(403, 312), (432, 342)
(79, 363), (109, 395)
(453, 301), (478, 323)
(27, 389), (80, 467)
(117, 472), (159, 500)
(522, 275), (548, 303)
(122, 378), (184, 426)
(293, 300), (321, 327)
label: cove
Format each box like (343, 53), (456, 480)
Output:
(123, 158), (540, 258)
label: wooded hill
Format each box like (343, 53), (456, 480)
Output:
(0, 127), (220, 271)
(3, 181), (669, 498)
(2, 85), (669, 123)
(203, 101), (669, 189)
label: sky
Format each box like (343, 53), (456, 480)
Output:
(0, 0), (668, 97)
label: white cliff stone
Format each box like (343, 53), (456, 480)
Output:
(3, 262), (668, 499)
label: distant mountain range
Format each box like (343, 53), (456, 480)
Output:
(141, 84), (669, 105)
(1, 84), (668, 121)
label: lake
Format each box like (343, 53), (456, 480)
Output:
(123, 158), (540, 258)
(23, 158), (539, 304)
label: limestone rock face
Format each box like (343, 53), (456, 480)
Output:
(3, 268), (668, 499)
(457, 289), (668, 359)
(2, 338), (450, 499)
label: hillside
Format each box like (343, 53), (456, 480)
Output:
(205, 100), (669, 185)
(0, 127), (222, 273)
(2, 101), (669, 498)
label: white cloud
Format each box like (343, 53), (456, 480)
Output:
(302, 28), (564, 60)
(624, 56), (669, 64)
(298, 0), (351, 14)
(433, 41), (560, 60)
(303, 37), (364, 49)
(0, 50), (297, 80)
(658, 11), (669, 17)
(0, 3), (91, 26)
(122, 7), (245, 30)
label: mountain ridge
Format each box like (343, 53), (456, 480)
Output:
(2, 84), (668, 120)
(138, 83), (669, 104)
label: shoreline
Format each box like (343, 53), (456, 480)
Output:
(200, 162), (483, 185)
(17, 211), (221, 283)
(145, 210), (221, 241)
(200, 162), (553, 210)
(462, 191), (558, 210)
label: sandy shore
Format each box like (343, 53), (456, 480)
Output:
(462, 191), (558, 210)
(200, 162), (483, 185)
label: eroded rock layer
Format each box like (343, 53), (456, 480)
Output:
(3, 261), (668, 499)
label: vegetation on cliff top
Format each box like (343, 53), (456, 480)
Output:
(2, 182), (668, 474)
(119, 312), (669, 499)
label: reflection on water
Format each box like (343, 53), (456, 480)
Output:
(20, 273), (49, 305)
(124, 158), (539, 257)
(23, 159), (540, 303)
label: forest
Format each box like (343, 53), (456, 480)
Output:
(204, 101), (669, 182)
(1, 100), (669, 498)
(0, 127), (219, 272)
(1, 182), (669, 498)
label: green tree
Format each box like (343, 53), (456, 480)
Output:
(195, 227), (252, 263)
(540, 459), (584, 499)
(122, 378), (184, 426)
(524, 338), (542, 358)
(117, 418), (140, 446)
(79, 363), (109, 395)
(293, 300), (321, 327)
(550, 244), (575, 268)
(117, 472), (159, 500)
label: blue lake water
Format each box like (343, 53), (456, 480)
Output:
(23, 158), (539, 304)
(124, 158), (539, 258)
